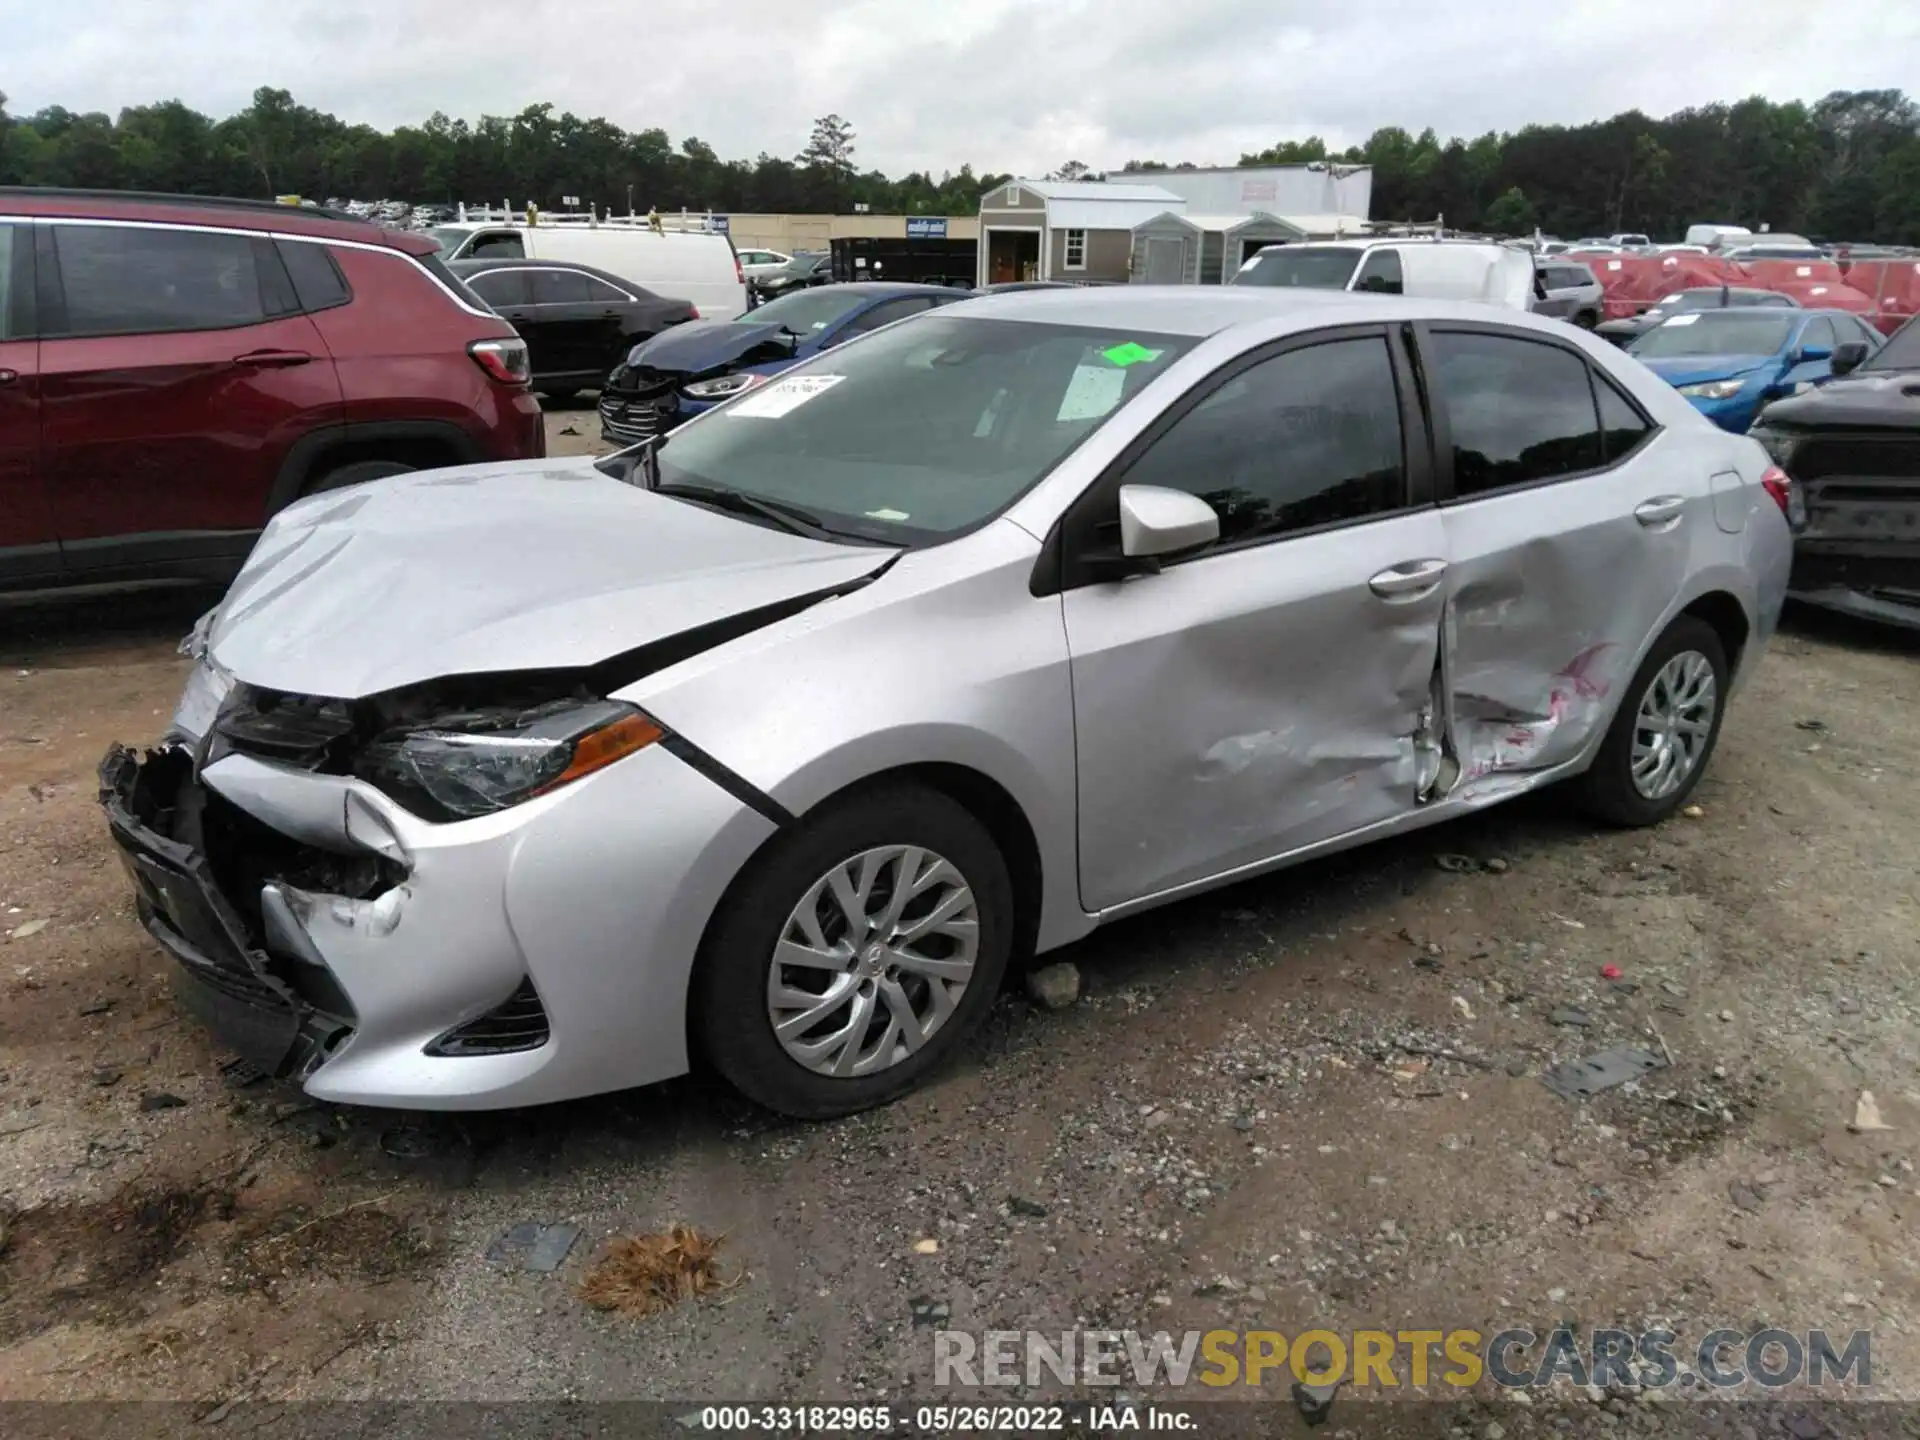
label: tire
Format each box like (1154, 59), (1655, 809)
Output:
(1576, 310), (1599, 329)
(540, 388), (579, 405)
(306, 459), (414, 495)
(1577, 616), (1728, 827)
(693, 784), (1014, 1119)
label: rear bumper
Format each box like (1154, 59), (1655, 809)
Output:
(1789, 583), (1920, 630)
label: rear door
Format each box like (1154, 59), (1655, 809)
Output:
(1416, 324), (1675, 792)
(1059, 326), (1448, 910)
(36, 221), (343, 575)
(529, 268), (627, 377)
(0, 221), (59, 586)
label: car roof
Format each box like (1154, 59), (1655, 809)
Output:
(448, 256), (641, 289)
(944, 285), (1572, 340)
(0, 185), (441, 254)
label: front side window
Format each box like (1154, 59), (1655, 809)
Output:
(52, 225), (267, 336)
(1354, 249), (1403, 294)
(466, 270), (529, 307)
(1632, 312), (1798, 359)
(651, 316), (1195, 543)
(1429, 331), (1603, 496)
(1118, 335), (1406, 547)
(1233, 246), (1362, 290)
(1064, 229), (1087, 270)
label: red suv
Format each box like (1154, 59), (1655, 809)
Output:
(0, 189), (544, 593)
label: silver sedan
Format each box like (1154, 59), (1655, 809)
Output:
(101, 287), (1794, 1118)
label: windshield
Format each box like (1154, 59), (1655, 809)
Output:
(1232, 247), (1362, 289)
(1864, 318), (1920, 371)
(1632, 312), (1797, 359)
(649, 316), (1194, 543)
(743, 287), (874, 333)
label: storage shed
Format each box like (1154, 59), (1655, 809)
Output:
(1129, 212), (1304, 283)
(975, 180), (1186, 286)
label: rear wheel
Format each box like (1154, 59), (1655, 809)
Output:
(693, 785), (1014, 1118)
(1576, 310), (1599, 329)
(540, 388), (579, 405)
(306, 458), (414, 495)
(1577, 616), (1727, 826)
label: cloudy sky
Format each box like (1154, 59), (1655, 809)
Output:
(8, 0), (1920, 177)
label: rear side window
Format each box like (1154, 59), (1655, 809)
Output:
(277, 240), (352, 312)
(1354, 249), (1403, 294)
(1800, 316), (1838, 351)
(1429, 331), (1603, 495)
(51, 225), (268, 336)
(1595, 374), (1653, 462)
(1120, 335), (1406, 547)
(531, 269), (593, 304)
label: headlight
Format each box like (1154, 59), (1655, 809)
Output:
(1676, 378), (1749, 400)
(682, 372), (768, 400)
(355, 699), (663, 821)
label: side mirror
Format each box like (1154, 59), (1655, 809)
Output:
(1830, 341), (1868, 376)
(1795, 344), (1833, 364)
(1118, 485), (1219, 562)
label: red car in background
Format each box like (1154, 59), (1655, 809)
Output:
(1835, 256), (1920, 336)
(0, 188), (543, 594)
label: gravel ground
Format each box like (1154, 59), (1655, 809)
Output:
(2, 408), (1917, 1432)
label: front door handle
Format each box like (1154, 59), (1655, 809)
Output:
(233, 349), (312, 368)
(0, 368), (17, 386)
(1368, 558), (1448, 599)
(1634, 496), (1686, 527)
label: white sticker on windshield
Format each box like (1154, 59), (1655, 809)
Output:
(728, 374), (845, 418)
(865, 507), (910, 522)
(1665, 312), (1701, 325)
(1056, 363), (1126, 421)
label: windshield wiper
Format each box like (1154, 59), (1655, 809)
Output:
(652, 481), (830, 538)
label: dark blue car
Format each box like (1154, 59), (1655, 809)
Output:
(1628, 308), (1883, 432)
(599, 282), (965, 444)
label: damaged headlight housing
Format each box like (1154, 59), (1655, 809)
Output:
(355, 699), (663, 821)
(682, 372), (768, 400)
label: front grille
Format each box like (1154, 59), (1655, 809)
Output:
(1792, 435), (1920, 484)
(426, 979), (551, 1057)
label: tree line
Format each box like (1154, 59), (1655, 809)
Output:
(2, 86), (1917, 243)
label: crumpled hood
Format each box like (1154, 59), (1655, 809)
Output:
(1639, 354), (1770, 387)
(627, 319), (799, 375)
(1761, 366), (1920, 427)
(203, 460), (893, 699)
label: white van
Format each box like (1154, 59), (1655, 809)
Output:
(1232, 239), (1536, 311)
(426, 223), (747, 318)
(1684, 223), (1754, 251)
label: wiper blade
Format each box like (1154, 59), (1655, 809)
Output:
(652, 481), (828, 537)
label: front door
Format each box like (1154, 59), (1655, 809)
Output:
(36, 222), (342, 574)
(0, 221), (58, 586)
(1415, 323), (1678, 792)
(1061, 327), (1447, 911)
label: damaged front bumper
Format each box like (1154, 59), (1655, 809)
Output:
(99, 725), (779, 1109)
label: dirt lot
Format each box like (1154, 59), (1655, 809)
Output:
(2, 409), (1918, 1428)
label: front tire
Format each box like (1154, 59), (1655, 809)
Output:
(693, 785), (1014, 1119)
(305, 458), (415, 495)
(1578, 616), (1728, 826)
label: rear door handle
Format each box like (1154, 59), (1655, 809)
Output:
(1368, 558), (1448, 599)
(1634, 495), (1686, 527)
(233, 349), (312, 368)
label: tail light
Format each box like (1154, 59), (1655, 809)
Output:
(734, 254), (745, 287)
(1760, 464), (1806, 529)
(689, 305), (701, 320)
(469, 337), (530, 385)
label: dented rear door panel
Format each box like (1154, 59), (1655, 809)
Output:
(1065, 509), (1447, 912)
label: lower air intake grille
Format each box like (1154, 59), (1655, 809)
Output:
(426, 979), (551, 1057)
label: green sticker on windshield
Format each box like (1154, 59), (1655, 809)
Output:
(1102, 341), (1165, 368)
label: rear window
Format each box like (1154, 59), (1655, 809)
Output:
(50, 224), (269, 337)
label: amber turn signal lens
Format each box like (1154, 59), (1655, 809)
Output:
(535, 712), (664, 794)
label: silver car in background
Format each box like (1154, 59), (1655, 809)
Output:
(1533, 260), (1605, 327)
(102, 288), (1794, 1119)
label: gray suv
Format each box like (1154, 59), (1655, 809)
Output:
(1533, 261), (1605, 328)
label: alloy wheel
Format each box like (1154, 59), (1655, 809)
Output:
(766, 845), (979, 1078)
(1629, 649), (1717, 800)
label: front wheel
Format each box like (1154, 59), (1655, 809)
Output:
(1577, 616), (1728, 826)
(693, 785), (1014, 1118)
